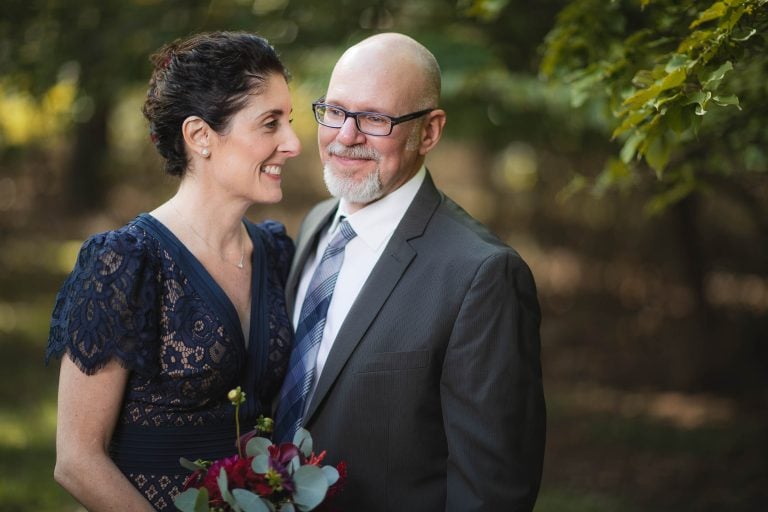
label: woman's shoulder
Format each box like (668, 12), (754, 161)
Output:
(247, 219), (294, 254)
(246, 219), (295, 282)
(78, 215), (159, 264)
(46, 215), (162, 375)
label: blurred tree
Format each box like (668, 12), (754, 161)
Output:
(3, 0), (557, 213)
(538, 0), (767, 218)
(459, 0), (768, 389)
(537, 0), (768, 321)
(1, 0), (219, 211)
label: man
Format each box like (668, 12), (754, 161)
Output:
(276, 32), (545, 511)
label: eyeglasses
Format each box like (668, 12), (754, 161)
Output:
(312, 100), (434, 136)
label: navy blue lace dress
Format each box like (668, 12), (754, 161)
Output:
(46, 213), (294, 510)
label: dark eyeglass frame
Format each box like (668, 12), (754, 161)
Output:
(311, 99), (434, 136)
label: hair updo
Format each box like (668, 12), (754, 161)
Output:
(142, 31), (288, 176)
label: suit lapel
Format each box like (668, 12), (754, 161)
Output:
(305, 172), (443, 422)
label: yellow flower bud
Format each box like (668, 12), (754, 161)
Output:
(227, 386), (246, 406)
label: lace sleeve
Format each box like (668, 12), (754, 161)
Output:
(45, 227), (160, 376)
(258, 220), (296, 285)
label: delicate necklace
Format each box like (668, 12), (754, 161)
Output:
(171, 201), (245, 269)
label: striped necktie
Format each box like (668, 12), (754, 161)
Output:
(274, 219), (357, 442)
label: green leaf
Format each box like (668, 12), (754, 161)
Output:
(232, 489), (272, 512)
(659, 68), (686, 92)
(665, 105), (691, 133)
(612, 110), (649, 139)
(732, 27), (757, 42)
(712, 94), (741, 109)
(620, 131), (645, 164)
(292, 465), (330, 511)
(664, 54), (690, 73)
(179, 457), (210, 472)
(174, 488), (209, 512)
(684, 90), (712, 115)
(623, 83), (661, 109)
(690, 1), (727, 29)
(631, 69), (655, 89)
(678, 30), (712, 53)
(246, 436), (273, 457)
(643, 135), (672, 176)
(701, 61), (733, 88)
(293, 428), (313, 458)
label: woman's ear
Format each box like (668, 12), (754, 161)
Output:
(418, 109), (447, 156)
(182, 116), (212, 159)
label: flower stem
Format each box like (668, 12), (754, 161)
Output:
(235, 401), (242, 458)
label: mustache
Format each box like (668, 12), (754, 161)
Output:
(327, 142), (380, 161)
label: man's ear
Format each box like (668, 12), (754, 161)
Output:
(182, 116), (212, 159)
(418, 109), (446, 156)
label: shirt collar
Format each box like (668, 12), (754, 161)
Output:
(329, 166), (426, 251)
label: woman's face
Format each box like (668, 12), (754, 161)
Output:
(210, 73), (301, 204)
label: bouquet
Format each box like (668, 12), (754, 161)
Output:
(174, 387), (346, 512)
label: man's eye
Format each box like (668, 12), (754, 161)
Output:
(326, 107), (345, 119)
(364, 114), (388, 125)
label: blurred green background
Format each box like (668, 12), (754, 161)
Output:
(1, 1), (766, 511)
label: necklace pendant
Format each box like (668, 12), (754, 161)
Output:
(237, 261), (244, 269)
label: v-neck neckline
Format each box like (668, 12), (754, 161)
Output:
(134, 213), (255, 348)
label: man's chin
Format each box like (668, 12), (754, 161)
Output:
(323, 165), (382, 203)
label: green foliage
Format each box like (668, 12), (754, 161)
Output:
(539, 0), (768, 211)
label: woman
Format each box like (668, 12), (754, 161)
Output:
(46, 32), (300, 511)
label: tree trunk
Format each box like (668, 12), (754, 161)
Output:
(66, 103), (110, 213)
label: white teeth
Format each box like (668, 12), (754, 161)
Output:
(261, 165), (282, 176)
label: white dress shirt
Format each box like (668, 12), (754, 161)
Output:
(294, 167), (426, 407)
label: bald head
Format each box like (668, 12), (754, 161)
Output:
(318, 33), (447, 209)
(330, 33), (441, 111)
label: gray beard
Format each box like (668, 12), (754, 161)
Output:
(323, 163), (383, 204)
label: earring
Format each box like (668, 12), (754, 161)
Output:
(201, 148), (210, 157)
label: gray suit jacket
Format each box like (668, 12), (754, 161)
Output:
(286, 171), (545, 512)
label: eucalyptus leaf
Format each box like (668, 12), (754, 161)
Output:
(293, 428), (313, 457)
(289, 455), (301, 473)
(174, 487), (209, 512)
(218, 467), (239, 510)
(246, 437), (274, 457)
(252, 453), (270, 474)
(279, 504), (296, 512)
(233, 489), (272, 512)
(321, 465), (340, 486)
(292, 464), (330, 511)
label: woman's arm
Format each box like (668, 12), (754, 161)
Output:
(54, 356), (155, 512)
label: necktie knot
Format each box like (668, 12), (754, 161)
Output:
(331, 219), (357, 247)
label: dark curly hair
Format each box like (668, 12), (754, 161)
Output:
(142, 31), (288, 176)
